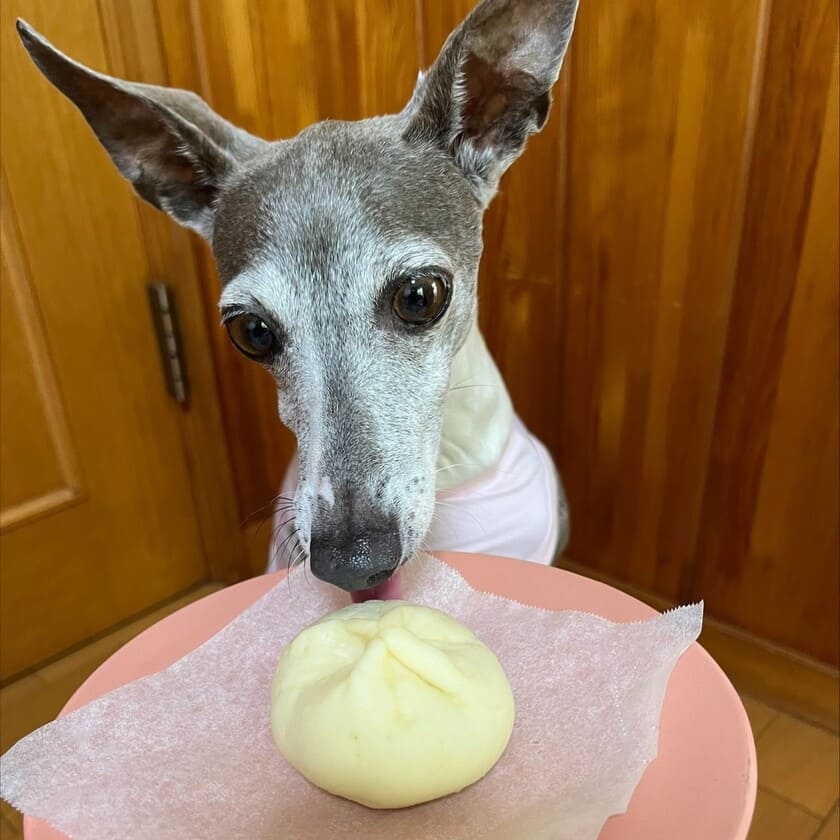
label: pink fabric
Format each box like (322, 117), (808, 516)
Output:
(266, 417), (564, 573)
(425, 416), (564, 565)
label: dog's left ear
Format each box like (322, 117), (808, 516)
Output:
(16, 19), (266, 239)
(404, 0), (579, 205)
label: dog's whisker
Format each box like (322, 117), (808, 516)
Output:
(245, 515), (294, 551)
(283, 539), (295, 572)
(434, 461), (518, 479)
(267, 514), (296, 538)
(240, 492), (296, 528)
(242, 499), (297, 536)
(276, 527), (302, 567)
(268, 529), (292, 573)
(435, 462), (483, 474)
(263, 522), (298, 567)
(447, 375), (478, 389)
(255, 514), (280, 539)
(446, 383), (492, 394)
(268, 512), (297, 533)
(433, 497), (488, 535)
(284, 547), (307, 595)
(291, 545), (310, 584)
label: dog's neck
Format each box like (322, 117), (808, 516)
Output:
(437, 322), (513, 490)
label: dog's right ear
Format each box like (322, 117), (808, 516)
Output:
(16, 20), (265, 239)
(404, 0), (579, 206)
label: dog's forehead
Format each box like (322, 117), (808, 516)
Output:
(212, 118), (481, 285)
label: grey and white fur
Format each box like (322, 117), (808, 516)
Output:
(16, 0), (579, 593)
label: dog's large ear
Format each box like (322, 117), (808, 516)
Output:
(16, 20), (265, 239)
(404, 0), (578, 205)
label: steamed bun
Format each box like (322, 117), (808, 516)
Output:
(270, 600), (515, 809)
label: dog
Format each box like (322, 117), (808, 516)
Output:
(17, 0), (578, 600)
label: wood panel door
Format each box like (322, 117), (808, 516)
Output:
(424, 0), (839, 666)
(154, 1), (838, 666)
(0, 0), (241, 680)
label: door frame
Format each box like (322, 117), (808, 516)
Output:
(95, 0), (248, 582)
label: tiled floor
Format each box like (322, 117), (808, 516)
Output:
(743, 695), (839, 839)
(0, 588), (837, 840)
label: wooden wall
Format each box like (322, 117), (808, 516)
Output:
(148, 0), (838, 666)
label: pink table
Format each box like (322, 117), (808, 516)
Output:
(24, 552), (756, 839)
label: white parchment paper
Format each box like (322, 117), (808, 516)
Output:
(1, 555), (702, 839)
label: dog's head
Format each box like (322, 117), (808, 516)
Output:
(17, 0), (578, 593)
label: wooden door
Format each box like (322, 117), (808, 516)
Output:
(0, 0), (241, 680)
(153, 1), (838, 666)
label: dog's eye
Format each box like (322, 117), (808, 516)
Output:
(392, 275), (451, 326)
(225, 313), (279, 360)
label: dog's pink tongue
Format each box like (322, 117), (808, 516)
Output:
(351, 571), (403, 603)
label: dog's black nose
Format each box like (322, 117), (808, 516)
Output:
(309, 519), (402, 592)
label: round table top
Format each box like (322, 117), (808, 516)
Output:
(24, 552), (756, 840)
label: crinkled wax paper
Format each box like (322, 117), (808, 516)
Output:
(1, 554), (702, 839)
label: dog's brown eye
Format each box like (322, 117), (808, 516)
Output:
(225, 313), (279, 360)
(392, 275), (451, 326)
